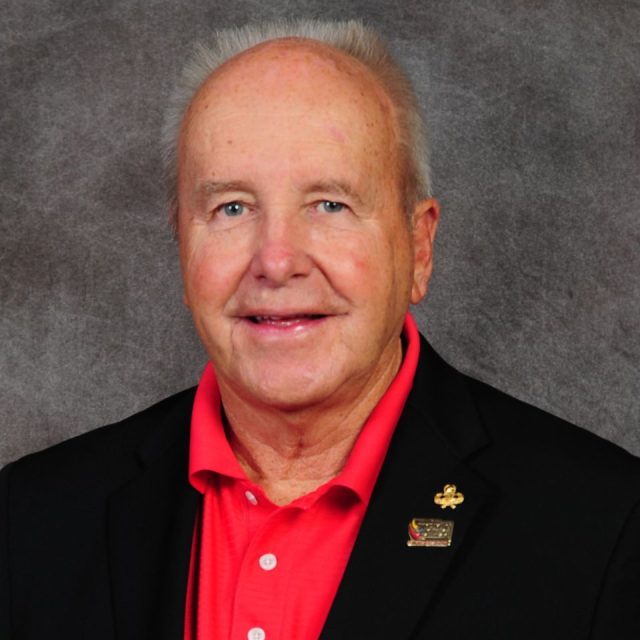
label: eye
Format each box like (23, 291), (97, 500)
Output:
(220, 202), (245, 217)
(319, 200), (345, 213)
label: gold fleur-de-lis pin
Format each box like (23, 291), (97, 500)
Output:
(434, 484), (464, 509)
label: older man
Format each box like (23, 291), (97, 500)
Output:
(1, 19), (639, 640)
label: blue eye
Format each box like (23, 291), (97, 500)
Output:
(321, 201), (344, 213)
(222, 202), (244, 217)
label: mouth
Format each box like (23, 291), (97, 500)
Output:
(247, 314), (327, 327)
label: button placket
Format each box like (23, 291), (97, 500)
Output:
(231, 504), (291, 640)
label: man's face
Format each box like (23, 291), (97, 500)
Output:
(177, 40), (438, 412)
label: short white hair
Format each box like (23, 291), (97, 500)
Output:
(162, 19), (431, 231)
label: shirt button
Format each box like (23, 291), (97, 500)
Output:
(247, 628), (266, 640)
(245, 490), (258, 505)
(258, 553), (277, 571)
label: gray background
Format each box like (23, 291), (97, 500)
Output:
(2, 0), (639, 468)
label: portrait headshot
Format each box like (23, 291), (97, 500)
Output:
(1, 2), (639, 639)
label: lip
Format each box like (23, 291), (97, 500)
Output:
(235, 312), (332, 337)
(249, 313), (325, 323)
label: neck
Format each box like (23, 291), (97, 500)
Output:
(218, 340), (403, 506)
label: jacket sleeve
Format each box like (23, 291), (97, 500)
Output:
(590, 497), (640, 639)
(0, 463), (14, 639)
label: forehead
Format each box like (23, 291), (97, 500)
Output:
(202, 38), (388, 99)
(179, 39), (400, 167)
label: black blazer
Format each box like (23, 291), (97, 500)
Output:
(2, 338), (640, 639)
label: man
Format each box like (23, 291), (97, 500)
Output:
(1, 19), (639, 640)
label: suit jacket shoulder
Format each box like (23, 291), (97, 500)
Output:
(467, 370), (640, 478)
(0, 387), (197, 639)
(2, 387), (196, 499)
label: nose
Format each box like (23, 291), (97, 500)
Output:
(249, 214), (313, 286)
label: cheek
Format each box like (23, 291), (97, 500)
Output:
(181, 232), (248, 304)
(349, 252), (368, 272)
(363, 229), (414, 308)
(320, 234), (391, 303)
(188, 254), (222, 299)
(310, 227), (371, 284)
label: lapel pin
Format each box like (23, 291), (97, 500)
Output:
(434, 484), (464, 509)
(407, 518), (454, 547)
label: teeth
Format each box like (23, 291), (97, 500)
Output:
(252, 314), (319, 323)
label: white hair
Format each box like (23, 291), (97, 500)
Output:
(161, 19), (431, 231)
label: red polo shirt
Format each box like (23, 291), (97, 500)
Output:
(185, 313), (420, 640)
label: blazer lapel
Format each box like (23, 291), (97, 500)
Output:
(107, 396), (200, 640)
(321, 340), (495, 640)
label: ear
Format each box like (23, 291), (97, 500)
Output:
(410, 197), (440, 304)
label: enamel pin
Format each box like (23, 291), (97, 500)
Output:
(407, 518), (454, 547)
(434, 484), (464, 509)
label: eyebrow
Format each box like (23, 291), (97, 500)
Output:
(196, 180), (253, 197)
(304, 180), (364, 206)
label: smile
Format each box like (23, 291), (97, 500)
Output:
(247, 314), (327, 328)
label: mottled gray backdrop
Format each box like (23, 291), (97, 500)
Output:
(2, 0), (639, 467)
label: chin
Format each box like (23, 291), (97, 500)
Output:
(242, 367), (342, 412)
